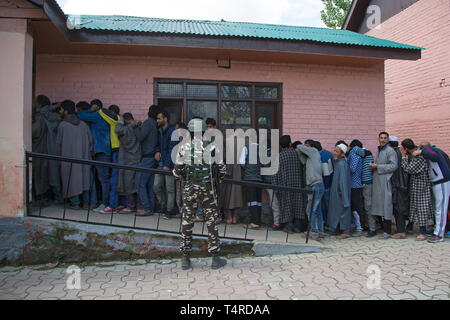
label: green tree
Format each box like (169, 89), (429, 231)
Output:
(320, 0), (352, 29)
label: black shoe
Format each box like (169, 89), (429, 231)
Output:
(181, 254), (191, 270)
(211, 255), (227, 270)
(136, 210), (154, 216)
(283, 226), (294, 234)
(362, 226), (369, 232)
(292, 227), (302, 233)
(154, 204), (166, 213)
(68, 204), (80, 210)
(163, 213), (171, 220)
(366, 231), (377, 238)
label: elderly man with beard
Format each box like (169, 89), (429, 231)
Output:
(328, 144), (352, 239)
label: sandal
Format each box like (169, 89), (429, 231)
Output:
(392, 233), (406, 239)
(244, 223), (260, 230)
(415, 234), (427, 241)
(378, 233), (391, 240)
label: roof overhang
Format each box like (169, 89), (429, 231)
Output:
(30, 0), (420, 62)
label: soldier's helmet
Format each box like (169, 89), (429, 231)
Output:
(188, 118), (206, 133)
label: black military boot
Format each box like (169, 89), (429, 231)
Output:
(181, 254), (191, 270)
(211, 255), (227, 270)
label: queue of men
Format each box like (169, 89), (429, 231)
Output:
(284, 132), (449, 243)
(32, 95), (450, 244)
(32, 96), (180, 219)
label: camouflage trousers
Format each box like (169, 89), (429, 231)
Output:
(180, 182), (220, 255)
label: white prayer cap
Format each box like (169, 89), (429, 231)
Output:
(337, 144), (347, 154)
(389, 136), (399, 142)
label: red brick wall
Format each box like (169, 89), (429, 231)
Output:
(365, 0), (450, 152)
(35, 54), (385, 153)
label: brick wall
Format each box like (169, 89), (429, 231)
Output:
(35, 54), (385, 154)
(365, 0), (450, 153)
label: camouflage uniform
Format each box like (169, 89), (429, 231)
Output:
(173, 135), (226, 255)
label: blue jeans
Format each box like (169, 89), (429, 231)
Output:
(135, 157), (156, 211)
(307, 182), (325, 234)
(95, 153), (111, 207)
(109, 151), (119, 208)
(351, 211), (362, 231)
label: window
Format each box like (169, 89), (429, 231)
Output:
(155, 80), (281, 131)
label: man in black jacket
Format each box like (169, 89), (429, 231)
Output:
(133, 105), (161, 216)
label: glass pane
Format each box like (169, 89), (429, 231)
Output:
(158, 83), (183, 97)
(255, 87), (278, 99)
(187, 85), (217, 98)
(257, 104), (275, 129)
(221, 102), (251, 130)
(187, 101), (218, 123)
(158, 99), (183, 126)
(221, 86), (251, 99)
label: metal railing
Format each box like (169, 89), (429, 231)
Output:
(25, 151), (316, 243)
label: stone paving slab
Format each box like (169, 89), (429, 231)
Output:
(0, 234), (449, 300)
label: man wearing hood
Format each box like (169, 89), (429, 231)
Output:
(56, 100), (93, 210)
(32, 95), (63, 204)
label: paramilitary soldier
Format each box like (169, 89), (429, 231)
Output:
(173, 118), (227, 270)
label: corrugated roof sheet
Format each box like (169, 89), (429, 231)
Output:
(66, 14), (422, 50)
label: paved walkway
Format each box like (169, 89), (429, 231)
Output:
(0, 235), (449, 300)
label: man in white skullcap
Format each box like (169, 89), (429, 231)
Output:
(327, 143), (353, 239)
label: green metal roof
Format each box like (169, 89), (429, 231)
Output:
(67, 14), (422, 51)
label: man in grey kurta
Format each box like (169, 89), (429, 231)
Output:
(115, 112), (141, 213)
(328, 144), (352, 238)
(369, 132), (398, 238)
(56, 100), (93, 209)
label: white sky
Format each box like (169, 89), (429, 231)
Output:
(56, 0), (327, 28)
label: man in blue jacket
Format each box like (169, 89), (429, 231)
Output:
(413, 143), (450, 242)
(154, 110), (177, 219)
(77, 99), (111, 213)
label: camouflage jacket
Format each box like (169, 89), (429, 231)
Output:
(173, 136), (226, 187)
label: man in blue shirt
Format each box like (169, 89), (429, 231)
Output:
(348, 139), (365, 236)
(77, 99), (111, 213)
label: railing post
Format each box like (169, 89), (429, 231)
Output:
(25, 153), (31, 216)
